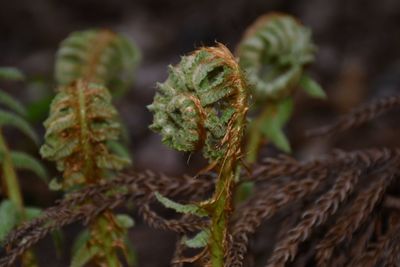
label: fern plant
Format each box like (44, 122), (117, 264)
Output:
(149, 44), (248, 267)
(40, 29), (140, 266)
(237, 13), (325, 157)
(234, 13), (326, 202)
(0, 67), (47, 267)
(40, 80), (133, 266)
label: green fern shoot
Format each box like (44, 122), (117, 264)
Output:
(237, 12), (325, 158)
(149, 44), (248, 267)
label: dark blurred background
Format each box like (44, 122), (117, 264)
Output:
(1, 0), (400, 266)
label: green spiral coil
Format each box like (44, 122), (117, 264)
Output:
(148, 44), (246, 161)
(237, 13), (316, 101)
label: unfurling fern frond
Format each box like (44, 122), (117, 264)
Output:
(40, 80), (130, 188)
(149, 44), (248, 266)
(237, 13), (321, 101)
(237, 13), (324, 158)
(55, 29), (140, 92)
(148, 44), (247, 161)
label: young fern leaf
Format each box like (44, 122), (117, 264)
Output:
(0, 67), (25, 81)
(55, 29), (140, 93)
(0, 151), (47, 182)
(40, 80), (130, 188)
(237, 13), (319, 100)
(155, 192), (208, 217)
(0, 110), (38, 145)
(0, 90), (27, 116)
(149, 44), (248, 267)
(183, 229), (211, 249)
(236, 13), (324, 156)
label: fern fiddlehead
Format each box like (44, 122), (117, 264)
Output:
(237, 13), (324, 157)
(149, 44), (248, 266)
(237, 13), (317, 101)
(234, 13), (325, 203)
(55, 29), (140, 94)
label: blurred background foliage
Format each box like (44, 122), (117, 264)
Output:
(1, 0), (400, 266)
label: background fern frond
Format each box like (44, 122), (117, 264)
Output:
(40, 79), (130, 188)
(0, 67), (25, 81)
(237, 13), (325, 156)
(55, 29), (140, 93)
(0, 151), (48, 182)
(237, 13), (319, 100)
(0, 110), (38, 145)
(0, 90), (27, 116)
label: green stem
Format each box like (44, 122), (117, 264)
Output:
(246, 106), (271, 164)
(209, 72), (248, 267)
(209, 163), (235, 267)
(235, 106), (272, 203)
(0, 128), (24, 214)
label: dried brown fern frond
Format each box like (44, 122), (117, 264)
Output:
(315, 171), (396, 266)
(250, 147), (400, 182)
(228, 170), (328, 267)
(231, 146), (400, 267)
(307, 95), (400, 137)
(349, 220), (400, 267)
(0, 170), (215, 267)
(266, 170), (361, 267)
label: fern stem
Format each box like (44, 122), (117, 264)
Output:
(246, 106), (271, 164)
(0, 128), (24, 213)
(209, 163), (235, 267)
(209, 72), (248, 267)
(235, 105), (273, 203)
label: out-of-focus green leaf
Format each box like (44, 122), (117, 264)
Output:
(0, 90), (27, 116)
(70, 241), (98, 267)
(107, 140), (131, 160)
(123, 237), (137, 266)
(51, 229), (65, 259)
(260, 98), (293, 153)
(183, 229), (210, 248)
(25, 206), (42, 220)
(0, 68), (24, 81)
(0, 200), (18, 241)
(116, 214), (135, 229)
(0, 110), (38, 145)
(48, 178), (63, 191)
(300, 74), (326, 99)
(71, 230), (90, 257)
(0, 151), (48, 182)
(26, 96), (53, 123)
